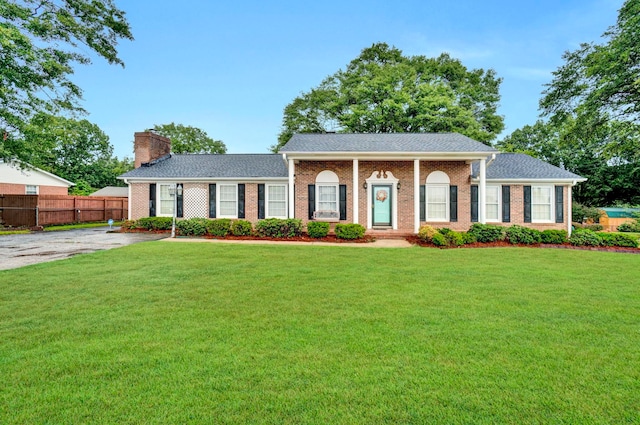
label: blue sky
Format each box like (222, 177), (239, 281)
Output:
(72, 0), (623, 159)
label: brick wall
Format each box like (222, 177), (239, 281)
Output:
(129, 183), (149, 220)
(134, 132), (171, 168)
(0, 183), (67, 195)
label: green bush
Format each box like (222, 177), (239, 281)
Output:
(307, 221), (330, 238)
(582, 224), (603, 232)
(176, 218), (208, 236)
(136, 217), (173, 230)
(207, 219), (232, 237)
(505, 225), (541, 245)
(461, 232), (477, 245)
(572, 203), (602, 224)
(617, 221), (640, 232)
(597, 232), (638, 248)
(231, 220), (253, 236)
(120, 220), (137, 230)
(431, 233), (447, 247)
(335, 223), (366, 240)
(468, 223), (505, 243)
(540, 229), (568, 244)
(437, 228), (463, 246)
(569, 229), (602, 246)
(418, 225), (437, 242)
(255, 218), (303, 238)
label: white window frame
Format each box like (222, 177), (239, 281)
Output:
(25, 185), (38, 195)
(485, 185), (501, 222)
(532, 185), (554, 223)
(266, 184), (287, 219)
(425, 171), (450, 222)
(158, 183), (175, 217)
(315, 170), (340, 214)
(217, 183), (238, 219)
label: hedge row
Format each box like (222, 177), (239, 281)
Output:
(122, 217), (366, 240)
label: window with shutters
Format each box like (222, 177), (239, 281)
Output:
(426, 171), (449, 222)
(315, 170), (339, 213)
(266, 184), (287, 218)
(486, 185), (500, 222)
(218, 184), (238, 218)
(159, 184), (174, 216)
(532, 185), (553, 222)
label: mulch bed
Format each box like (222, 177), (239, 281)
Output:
(406, 236), (640, 254)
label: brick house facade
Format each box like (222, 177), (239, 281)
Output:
(0, 161), (73, 195)
(121, 132), (585, 234)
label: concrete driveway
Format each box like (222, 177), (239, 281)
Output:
(0, 227), (166, 271)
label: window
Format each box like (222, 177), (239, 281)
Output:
(159, 184), (174, 216)
(532, 186), (553, 222)
(25, 185), (38, 195)
(486, 185), (500, 222)
(219, 184), (237, 217)
(315, 170), (339, 213)
(426, 171), (450, 222)
(266, 184), (287, 218)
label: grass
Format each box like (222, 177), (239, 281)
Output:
(44, 221), (122, 231)
(1, 243), (639, 424)
(0, 229), (30, 235)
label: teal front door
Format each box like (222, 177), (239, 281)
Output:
(372, 185), (392, 226)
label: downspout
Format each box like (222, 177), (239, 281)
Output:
(568, 180), (575, 236)
(124, 178), (132, 221)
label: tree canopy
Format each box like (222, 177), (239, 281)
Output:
(153, 123), (226, 154)
(273, 43), (504, 152)
(0, 0), (133, 162)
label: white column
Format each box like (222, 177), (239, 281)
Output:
(567, 185), (573, 235)
(479, 158), (486, 224)
(414, 159), (420, 233)
(288, 159), (295, 218)
(127, 181), (132, 220)
(352, 159), (359, 224)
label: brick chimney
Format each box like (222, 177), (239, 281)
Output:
(134, 131), (171, 168)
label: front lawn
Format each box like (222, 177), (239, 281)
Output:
(1, 243), (638, 423)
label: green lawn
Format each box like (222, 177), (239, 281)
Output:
(1, 243), (639, 424)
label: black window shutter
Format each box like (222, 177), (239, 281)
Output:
(339, 184), (347, 220)
(149, 183), (156, 217)
(176, 183), (183, 218)
(450, 185), (458, 222)
(524, 186), (532, 223)
(555, 186), (564, 223)
(258, 184), (265, 219)
(209, 184), (216, 218)
(308, 184), (315, 219)
(502, 185), (511, 223)
(470, 185), (478, 222)
(237, 184), (245, 219)
(419, 185), (425, 221)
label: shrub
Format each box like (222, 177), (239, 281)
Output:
(176, 218), (208, 236)
(505, 225), (541, 245)
(335, 223), (366, 240)
(120, 220), (137, 230)
(437, 228), (463, 246)
(461, 232), (477, 245)
(582, 224), (603, 232)
(569, 229), (602, 246)
(540, 230), (568, 244)
(431, 233), (447, 247)
(617, 221), (640, 232)
(231, 220), (253, 236)
(417, 225), (437, 242)
(572, 203), (602, 224)
(468, 223), (505, 243)
(597, 232), (638, 248)
(207, 219), (232, 237)
(255, 218), (303, 238)
(307, 221), (330, 238)
(136, 217), (173, 230)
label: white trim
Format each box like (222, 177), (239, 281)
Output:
(471, 178), (587, 184)
(265, 184), (288, 219)
(218, 183), (238, 219)
(352, 160), (358, 224)
(567, 185), (573, 235)
(127, 183), (132, 220)
(121, 177), (288, 183)
(282, 152), (495, 161)
(479, 158), (486, 224)
(157, 183), (176, 217)
(485, 185), (501, 222)
(25, 185), (38, 195)
(531, 185), (554, 223)
(288, 160), (295, 218)
(425, 184), (449, 222)
(414, 159), (420, 233)
(365, 171), (399, 230)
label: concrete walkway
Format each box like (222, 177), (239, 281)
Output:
(161, 237), (414, 248)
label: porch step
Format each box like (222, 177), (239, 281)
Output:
(366, 229), (413, 240)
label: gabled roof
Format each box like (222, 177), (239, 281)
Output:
(279, 133), (498, 153)
(472, 153), (585, 181)
(0, 160), (74, 187)
(119, 154), (288, 180)
(90, 186), (128, 197)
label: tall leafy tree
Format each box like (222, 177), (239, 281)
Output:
(153, 123), (226, 154)
(273, 43), (504, 151)
(0, 0), (133, 162)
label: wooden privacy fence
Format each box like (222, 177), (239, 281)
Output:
(0, 195), (128, 227)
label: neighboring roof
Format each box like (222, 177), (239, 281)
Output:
(472, 153), (586, 181)
(599, 207), (640, 218)
(279, 133), (498, 153)
(90, 186), (128, 197)
(0, 160), (74, 187)
(119, 154), (288, 179)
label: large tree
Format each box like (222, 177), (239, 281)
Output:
(540, 0), (640, 163)
(0, 0), (133, 162)
(153, 123), (226, 154)
(273, 43), (504, 152)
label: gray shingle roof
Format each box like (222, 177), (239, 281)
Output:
(119, 154), (288, 179)
(279, 133), (498, 153)
(473, 153), (585, 180)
